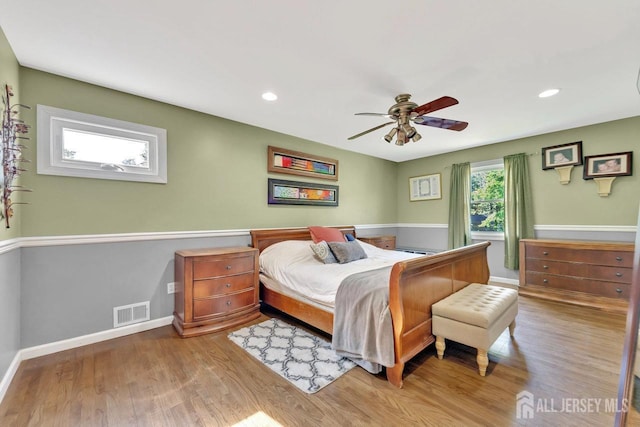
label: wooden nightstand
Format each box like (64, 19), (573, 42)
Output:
(359, 235), (396, 250)
(173, 246), (260, 337)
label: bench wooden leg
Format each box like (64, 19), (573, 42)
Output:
(509, 319), (516, 336)
(477, 349), (488, 376)
(435, 336), (445, 359)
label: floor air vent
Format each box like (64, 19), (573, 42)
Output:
(113, 301), (150, 328)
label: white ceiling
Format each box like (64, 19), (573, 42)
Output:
(1, 1), (639, 162)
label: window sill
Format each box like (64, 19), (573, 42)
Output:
(471, 231), (504, 241)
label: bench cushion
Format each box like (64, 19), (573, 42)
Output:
(432, 283), (518, 329)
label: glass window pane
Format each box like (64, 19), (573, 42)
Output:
(470, 166), (505, 232)
(62, 128), (149, 168)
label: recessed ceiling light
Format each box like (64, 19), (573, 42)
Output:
(262, 92), (278, 101)
(538, 88), (560, 98)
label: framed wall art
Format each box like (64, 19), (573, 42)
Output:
(583, 151), (633, 179)
(268, 146), (338, 181)
(268, 178), (338, 206)
(541, 141), (583, 169)
(409, 173), (441, 201)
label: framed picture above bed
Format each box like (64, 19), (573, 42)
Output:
(268, 146), (338, 181)
(268, 178), (339, 206)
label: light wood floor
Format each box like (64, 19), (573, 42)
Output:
(1, 296), (638, 426)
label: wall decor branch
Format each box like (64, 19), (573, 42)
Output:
(1, 84), (31, 228)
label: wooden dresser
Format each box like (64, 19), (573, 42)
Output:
(359, 235), (396, 250)
(519, 239), (634, 313)
(173, 246), (260, 337)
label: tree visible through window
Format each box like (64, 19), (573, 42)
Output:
(471, 164), (504, 232)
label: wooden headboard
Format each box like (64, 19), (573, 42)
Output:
(250, 226), (356, 253)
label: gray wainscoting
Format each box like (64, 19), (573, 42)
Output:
(0, 249), (21, 381)
(20, 234), (250, 348)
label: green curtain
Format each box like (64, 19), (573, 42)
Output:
(504, 153), (535, 269)
(448, 162), (471, 249)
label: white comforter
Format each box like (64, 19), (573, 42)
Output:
(259, 239), (420, 308)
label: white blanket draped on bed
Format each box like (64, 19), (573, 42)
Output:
(259, 239), (421, 371)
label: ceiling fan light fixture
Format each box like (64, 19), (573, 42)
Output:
(412, 132), (422, 142)
(395, 130), (407, 146)
(384, 127), (398, 143)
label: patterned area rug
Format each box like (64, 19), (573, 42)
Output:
(228, 318), (356, 393)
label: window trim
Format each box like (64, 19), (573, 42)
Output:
(470, 159), (504, 239)
(37, 104), (167, 184)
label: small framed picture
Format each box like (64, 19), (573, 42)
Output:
(541, 141), (583, 170)
(583, 152), (633, 179)
(409, 173), (441, 201)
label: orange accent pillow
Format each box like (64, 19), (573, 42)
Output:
(308, 226), (346, 244)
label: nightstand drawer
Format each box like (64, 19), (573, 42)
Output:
(193, 289), (256, 320)
(193, 255), (254, 279)
(193, 273), (255, 298)
(360, 235), (396, 250)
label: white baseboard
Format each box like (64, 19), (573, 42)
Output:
(0, 351), (22, 406)
(0, 315), (173, 406)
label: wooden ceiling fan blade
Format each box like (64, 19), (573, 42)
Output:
(412, 96), (459, 117)
(347, 121), (395, 140)
(413, 116), (468, 131)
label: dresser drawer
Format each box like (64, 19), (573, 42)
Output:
(525, 259), (587, 277)
(193, 289), (256, 320)
(193, 272), (255, 298)
(193, 255), (255, 279)
(586, 265), (633, 284)
(525, 272), (630, 298)
(526, 246), (633, 267)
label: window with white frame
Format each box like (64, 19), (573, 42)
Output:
(37, 105), (167, 183)
(470, 159), (504, 234)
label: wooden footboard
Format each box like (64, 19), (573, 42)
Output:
(386, 241), (490, 387)
(250, 227), (490, 388)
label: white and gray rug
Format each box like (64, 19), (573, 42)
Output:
(228, 318), (356, 393)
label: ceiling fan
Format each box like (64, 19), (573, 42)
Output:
(348, 94), (468, 146)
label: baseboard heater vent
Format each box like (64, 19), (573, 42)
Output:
(113, 301), (150, 328)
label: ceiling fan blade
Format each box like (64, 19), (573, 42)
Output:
(412, 96), (459, 117)
(413, 116), (468, 131)
(355, 112), (393, 118)
(347, 121), (395, 140)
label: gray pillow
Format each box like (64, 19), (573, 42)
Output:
(310, 241), (338, 264)
(328, 240), (367, 264)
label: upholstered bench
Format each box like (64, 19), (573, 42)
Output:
(432, 283), (518, 376)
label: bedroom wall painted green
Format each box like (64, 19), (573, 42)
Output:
(12, 64), (640, 238)
(397, 116), (640, 226)
(0, 27), (22, 240)
(19, 68), (398, 237)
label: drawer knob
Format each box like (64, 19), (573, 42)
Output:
(616, 256), (623, 262)
(226, 283), (231, 288)
(543, 265), (548, 269)
(616, 272), (623, 277)
(226, 265), (232, 270)
(543, 279), (548, 284)
(226, 300), (232, 306)
(616, 288), (623, 294)
(543, 251), (549, 256)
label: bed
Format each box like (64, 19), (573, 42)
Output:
(250, 226), (490, 388)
